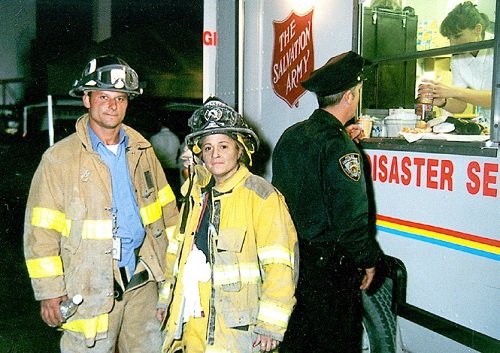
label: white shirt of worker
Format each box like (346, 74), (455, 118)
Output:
(451, 33), (494, 123)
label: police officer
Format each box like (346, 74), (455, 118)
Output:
(272, 51), (381, 353)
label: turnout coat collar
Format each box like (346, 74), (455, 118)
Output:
(75, 114), (152, 151)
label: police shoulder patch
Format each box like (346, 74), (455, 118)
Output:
(339, 153), (361, 181)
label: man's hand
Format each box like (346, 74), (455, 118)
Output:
(346, 124), (365, 143)
(41, 296), (67, 327)
(360, 267), (376, 290)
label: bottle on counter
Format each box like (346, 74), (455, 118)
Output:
(416, 81), (436, 121)
(418, 82), (434, 105)
(415, 103), (436, 122)
(60, 294), (83, 321)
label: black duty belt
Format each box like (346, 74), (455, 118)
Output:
(300, 240), (348, 268)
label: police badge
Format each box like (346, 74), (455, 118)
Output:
(339, 153), (361, 181)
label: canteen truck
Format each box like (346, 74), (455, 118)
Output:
(202, 0), (499, 352)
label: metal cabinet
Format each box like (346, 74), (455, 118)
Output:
(362, 8), (418, 109)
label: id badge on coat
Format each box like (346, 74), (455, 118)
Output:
(112, 236), (122, 260)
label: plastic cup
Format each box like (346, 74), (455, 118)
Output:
(358, 118), (373, 137)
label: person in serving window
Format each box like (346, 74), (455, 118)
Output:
(418, 1), (493, 125)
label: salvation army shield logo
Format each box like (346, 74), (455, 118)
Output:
(339, 153), (361, 181)
(272, 9), (314, 108)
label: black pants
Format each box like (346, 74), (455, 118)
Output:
(281, 242), (363, 353)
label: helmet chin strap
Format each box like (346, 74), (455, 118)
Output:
(192, 141), (202, 154)
(236, 135), (254, 166)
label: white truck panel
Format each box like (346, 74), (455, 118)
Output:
(204, 1), (500, 351)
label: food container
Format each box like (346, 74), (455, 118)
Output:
(371, 118), (386, 137)
(385, 113), (418, 137)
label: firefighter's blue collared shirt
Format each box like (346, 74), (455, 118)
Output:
(89, 124), (145, 275)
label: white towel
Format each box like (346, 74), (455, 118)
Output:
(181, 245), (211, 322)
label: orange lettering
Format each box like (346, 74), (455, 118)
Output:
(440, 160), (454, 191)
(378, 155), (388, 182)
(466, 162), (481, 195)
(203, 31), (217, 46)
(427, 158), (439, 189)
(413, 158), (425, 187)
(388, 156), (400, 184)
(483, 163), (498, 197)
(401, 156), (412, 185)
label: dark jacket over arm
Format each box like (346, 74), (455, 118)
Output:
(272, 109), (380, 268)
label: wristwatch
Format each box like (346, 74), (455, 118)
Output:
(436, 98), (447, 108)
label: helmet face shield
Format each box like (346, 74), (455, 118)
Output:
(90, 65), (140, 91)
(69, 55), (143, 97)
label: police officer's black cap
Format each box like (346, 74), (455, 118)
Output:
(301, 51), (369, 96)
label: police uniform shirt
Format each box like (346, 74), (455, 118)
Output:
(272, 109), (379, 268)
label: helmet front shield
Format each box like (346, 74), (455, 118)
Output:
(185, 97), (260, 165)
(69, 55), (143, 97)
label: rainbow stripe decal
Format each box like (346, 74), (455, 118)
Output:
(377, 215), (500, 261)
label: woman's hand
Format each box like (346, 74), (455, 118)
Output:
(253, 334), (280, 352)
(418, 79), (450, 107)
